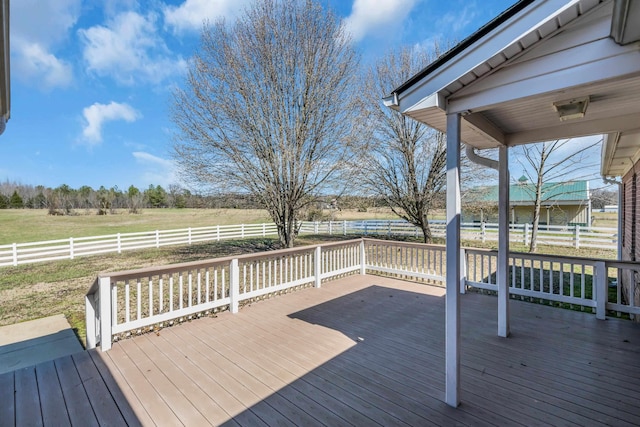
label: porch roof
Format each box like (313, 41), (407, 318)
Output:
(384, 0), (640, 177)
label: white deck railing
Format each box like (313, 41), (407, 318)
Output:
(87, 238), (637, 351)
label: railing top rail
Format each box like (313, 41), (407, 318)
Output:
(465, 246), (616, 264)
(96, 238), (364, 282)
(362, 237), (445, 250)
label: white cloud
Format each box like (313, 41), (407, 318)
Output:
(132, 151), (178, 187)
(13, 42), (74, 90)
(163, 0), (251, 33)
(81, 102), (141, 145)
(11, 0), (81, 89)
(344, 0), (418, 42)
(78, 11), (187, 85)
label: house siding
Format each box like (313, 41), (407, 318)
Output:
(621, 160), (640, 312)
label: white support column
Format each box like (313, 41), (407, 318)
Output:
(498, 145), (511, 338)
(445, 112), (461, 408)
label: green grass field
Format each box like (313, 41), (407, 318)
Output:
(0, 207), (401, 245)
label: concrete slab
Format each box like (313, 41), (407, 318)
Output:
(0, 314), (83, 374)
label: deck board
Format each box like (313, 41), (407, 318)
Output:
(35, 360), (71, 427)
(2, 274), (640, 426)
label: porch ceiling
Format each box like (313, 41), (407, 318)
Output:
(387, 0), (640, 177)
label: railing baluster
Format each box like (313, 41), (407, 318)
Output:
(125, 280), (130, 323)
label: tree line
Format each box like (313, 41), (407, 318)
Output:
(0, 180), (419, 215)
(0, 182), (265, 214)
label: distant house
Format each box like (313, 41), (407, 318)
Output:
(463, 177), (591, 227)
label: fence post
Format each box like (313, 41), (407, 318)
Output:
(460, 248), (467, 294)
(481, 222), (486, 243)
(217, 225), (220, 241)
(595, 261), (607, 320)
(314, 221), (319, 234)
(229, 258), (239, 314)
(241, 224), (245, 238)
(524, 223), (530, 247)
(12, 243), (17, 266)
(343, 220), (347, 236)
(388, 220), (391, 237)
(314, 246), (322, 288)
(262, 223), (266, 237)
(99, 276), (112, 351)
(329, 221), (333, 235)
(117, 233), (122, 254)
(575, 225), (580, 249)
(156, 230), (160, 248)
(364, 222), (368, 236)
(188, 227), (192, 245)
(360, 240), (366, 275)
(69, 237), (74, 260)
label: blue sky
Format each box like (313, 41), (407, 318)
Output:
(1, 0), (522, 191)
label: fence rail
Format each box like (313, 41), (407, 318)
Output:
(300, 220), (617, 250)
(87, 238), (637, 351)
(0, 223), (278, 267)
(1, 219), (617, 268)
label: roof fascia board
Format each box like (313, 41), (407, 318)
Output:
(396, 0), (582, 115)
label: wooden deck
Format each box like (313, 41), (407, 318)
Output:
(2, 275), (640, 426)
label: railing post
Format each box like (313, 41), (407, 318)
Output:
(85, 290), (97, 349)
(524, 223), (529, 247)
(360, 240), (366, 275)
(156, 230), (160, 248)
(117, 233), (122, 254)
(99, 276), (112, 351)
(314, 246), (322, 288)
(595, 261), (606, 320)
(229, 258), (239, 313)
(575, 225), (580, 249)
(460, 248), (467, 294)
(12, 243), (17, 266)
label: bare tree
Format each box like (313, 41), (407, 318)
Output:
(517, 138), (601, 252)
(357, 47), (448, 243)
(171, 0), (361, 247)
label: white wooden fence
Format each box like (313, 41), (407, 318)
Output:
(0, 219), (617, 268)
(86, 238), (638, 351)
(300, 220), (618, 250)
(0, 223), (278, 267)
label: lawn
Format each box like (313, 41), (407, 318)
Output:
(0, 207), (401, 245)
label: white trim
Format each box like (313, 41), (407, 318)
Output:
(447, 41), (640, 114)
(498, 146), (511, 338)
(398, 0), (583, 114)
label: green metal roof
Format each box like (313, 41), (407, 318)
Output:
(464, 180), (589, 204)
